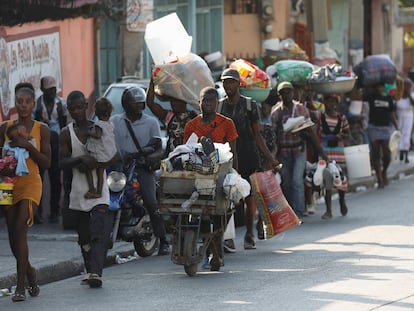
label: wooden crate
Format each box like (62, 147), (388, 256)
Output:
(159, 161), (232, 215)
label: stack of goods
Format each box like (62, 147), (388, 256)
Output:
(353, 54), (397, 87)
(229, 59), (271, 102)
(263, 38), (309, 67)
(313, 42), (338, 67)
(308, 64), (356, 94)
(145, 13), (214, 106)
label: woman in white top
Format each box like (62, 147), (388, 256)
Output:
(396, 78), (414, 163)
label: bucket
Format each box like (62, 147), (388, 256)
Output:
(144, 13), (192, 65)
(344, 144), (371, 179)
(0, 183), (13, 205)
(348, 100), (363, 116)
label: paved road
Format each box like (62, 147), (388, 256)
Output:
(1, 172), (414, 310)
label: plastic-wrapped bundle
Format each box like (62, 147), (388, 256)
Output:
(274, 60), (314, 84)
(152, 53), (214, 106)
(353, 54), (397, 87)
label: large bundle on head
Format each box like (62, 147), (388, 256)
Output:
(273, 60), (314, 85)
(152, 53), (215, 106)
(353, 54), (397, 87)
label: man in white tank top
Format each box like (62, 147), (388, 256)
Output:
(59, 90), (116, 288)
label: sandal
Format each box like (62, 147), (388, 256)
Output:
(11, 288), (26, 302)
(27, 267), (40, 297)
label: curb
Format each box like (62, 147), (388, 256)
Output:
(0, 247), (136, 290)
(348, 165), (414, 193)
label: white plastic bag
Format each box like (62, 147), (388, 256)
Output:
(223, 170), (251, 203)
(223, 215), (236, 240)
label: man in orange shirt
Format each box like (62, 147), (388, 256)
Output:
(183, 86), (238, 270)
(184, 86), (238, 170)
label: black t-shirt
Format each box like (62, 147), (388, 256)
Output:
(220, 96), (259, 173)
(364, 94), (395, 126)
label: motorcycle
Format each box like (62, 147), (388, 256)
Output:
(107, 150), (159, 257)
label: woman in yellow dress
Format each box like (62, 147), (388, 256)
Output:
(0, 82), (50, 302)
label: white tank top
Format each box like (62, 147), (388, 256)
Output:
(68, 123), (109, 212)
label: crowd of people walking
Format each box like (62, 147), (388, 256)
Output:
(0, 64), (413, 302)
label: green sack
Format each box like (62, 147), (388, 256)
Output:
(275, 60), (314, 84)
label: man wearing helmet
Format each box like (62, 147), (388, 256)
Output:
(111, 86), (170, 256)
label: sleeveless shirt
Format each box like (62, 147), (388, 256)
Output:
(68, 123), (109, 212)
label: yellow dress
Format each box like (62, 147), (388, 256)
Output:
(4, 120), (43, 226)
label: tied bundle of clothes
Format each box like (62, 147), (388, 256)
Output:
(164, 136), (220, 175)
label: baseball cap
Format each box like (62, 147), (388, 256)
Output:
(41, 76), (57, 89)
(220, 68), (240, 82)
(277, 81), (293, 93)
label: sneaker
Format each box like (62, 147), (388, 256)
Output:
(201, 255), (211, 269)
(244, 235), (256, 250)
(201, 136), (215, 156)
(307, 205), (316, 214)
(223, 239), (236, 253)
(80, 273), (91, 285)
(321, 212), (333, 220)
(256, 223), (265, 240)
(158, 240), (170, 256)
(88, 274), (102, 288)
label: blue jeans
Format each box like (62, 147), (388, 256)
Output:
(280, 150), (306, 216)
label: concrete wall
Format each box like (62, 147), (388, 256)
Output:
(223, 0), (291, 59)
(2, 18), (96, 100)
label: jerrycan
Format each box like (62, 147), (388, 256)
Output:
(144, 13), (192, 65)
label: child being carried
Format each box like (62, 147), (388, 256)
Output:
(84, 97), (117, 199)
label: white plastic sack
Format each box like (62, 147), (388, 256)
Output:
(223, 170), (251, 203)
(389, 130), (401, 162)
(214, 142), (233, 164)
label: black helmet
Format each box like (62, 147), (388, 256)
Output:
(121, 86), (146, 109)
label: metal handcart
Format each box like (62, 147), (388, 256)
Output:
(159, 160), (233, 276)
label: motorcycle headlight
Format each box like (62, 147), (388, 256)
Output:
(107, 171), (127, 192)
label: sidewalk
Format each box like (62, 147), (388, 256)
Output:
(1, 152), (414, 290)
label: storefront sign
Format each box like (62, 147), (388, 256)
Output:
(0, 31), (62, 121)
(126, 0), (153, 32)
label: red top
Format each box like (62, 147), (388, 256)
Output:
(184, 113), (238, 144)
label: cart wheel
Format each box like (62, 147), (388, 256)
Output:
(183, 230), (198, 276)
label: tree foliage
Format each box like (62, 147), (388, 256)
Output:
(399, 0), (414, 7)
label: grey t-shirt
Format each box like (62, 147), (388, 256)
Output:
(111, 112), (161, 159)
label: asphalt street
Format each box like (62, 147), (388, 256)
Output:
(1, 162), (414, 310)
